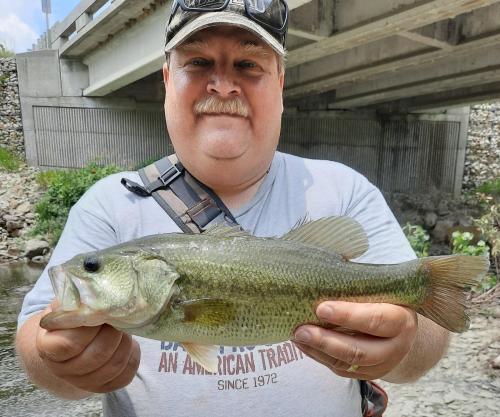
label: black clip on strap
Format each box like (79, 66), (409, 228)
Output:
(121, 163), (184, 197)
(121, 178), (151, 197)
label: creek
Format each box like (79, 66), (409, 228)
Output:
(0, 262), (102, 416)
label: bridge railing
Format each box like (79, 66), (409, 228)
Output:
(33, 0), (113, 50)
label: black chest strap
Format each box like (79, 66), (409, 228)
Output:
(121, 154), (237, 234)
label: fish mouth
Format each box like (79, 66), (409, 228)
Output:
(48, 265), (81, 311)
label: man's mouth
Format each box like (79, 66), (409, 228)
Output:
(200, 112), (246, 118)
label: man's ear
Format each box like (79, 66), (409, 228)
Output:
(163, 62), (170, 87)
(279, 72), (285, 114)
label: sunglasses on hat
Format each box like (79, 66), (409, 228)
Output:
(167, 0), (289, 47)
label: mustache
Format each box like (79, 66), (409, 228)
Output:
(194, 96), (249, 118)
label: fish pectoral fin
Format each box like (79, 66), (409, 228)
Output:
(182, 343), (219, 373)
(39, 306), (107, 330)
(179, 298), (236, 327)
(282, 216), (369, 260)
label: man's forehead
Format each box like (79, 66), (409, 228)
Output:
(177, 26), (271, 52)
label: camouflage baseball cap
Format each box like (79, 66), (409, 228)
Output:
(165, 0), (288, 56)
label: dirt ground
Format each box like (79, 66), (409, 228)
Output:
(381, 287), (500, 417)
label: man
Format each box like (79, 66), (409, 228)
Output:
(16, 1), (450, 416)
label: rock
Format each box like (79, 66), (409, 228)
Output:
(3, 214), (19, 222)
(15, 201), (31, 215)
(6, 220), (23, 233)
(23, 239), (50, 259)
(7, 247), (21, 257)
(421, 198), (436, 213)
(437, 200), (450, 216)
(432, 219), (456, 243)
(492, 355), (500, 369)
(424, 212), (438, 229)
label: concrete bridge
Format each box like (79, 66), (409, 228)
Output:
(15, 0), (500, 195)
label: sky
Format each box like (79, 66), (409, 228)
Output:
(0, 0), (80, 53)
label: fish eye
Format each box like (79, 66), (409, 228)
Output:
(83, 256), (101, 273)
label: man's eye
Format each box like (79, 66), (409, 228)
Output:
(237, 61), (258, 69)
(189, 58), (210, 67)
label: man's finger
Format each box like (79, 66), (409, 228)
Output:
(294, 325), (408, 367)
(44, 325), (123, 376)
(37, 325), (101, 362)
(316, 301), (416, 338)
(293, 342), (374, 380)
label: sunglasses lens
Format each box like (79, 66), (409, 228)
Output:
(182, 0), (227, 10)
(246, 0), (287, 31)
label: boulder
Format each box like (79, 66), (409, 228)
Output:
(6, 220), (23, 233)
(432, 219), (456, 243)
(15, 201), (31, 215)
(24, 239), (50, 259)
(437, 200), (450, 216)
(424, 212), (438, 229)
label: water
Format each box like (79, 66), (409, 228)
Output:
(0, 262), (102, 417)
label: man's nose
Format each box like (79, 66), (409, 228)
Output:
(207, 68), (241, 97)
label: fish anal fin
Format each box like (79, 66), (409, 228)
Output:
(282, 216), (369, 260)
(182, 343), (219, 373)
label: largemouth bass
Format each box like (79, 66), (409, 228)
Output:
(41, 216), (489, 372)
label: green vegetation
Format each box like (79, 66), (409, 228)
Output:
(451, 231), (489, 257)
(0, 147), (22, 171)
(403, 223), (430, 258)
(0, 73), (9, 86)
(33, 164), (120, 244)
(459, 179), (499, 293)
(476, 178), (500, 198)
(0, 43), (14, 58)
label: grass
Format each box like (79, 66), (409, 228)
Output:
(0, 44), (14, 58)
(0, 147), (22, 171)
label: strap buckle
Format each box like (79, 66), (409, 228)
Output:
(158, 163), (182, 187)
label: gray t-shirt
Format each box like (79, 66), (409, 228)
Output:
(19, 151), (415, 417)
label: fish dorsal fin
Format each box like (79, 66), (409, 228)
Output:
(182, 343), (219, 373)
(203, 223), (250, 238)
(282, 216), (369, 260)
(178, 298), (236, 327)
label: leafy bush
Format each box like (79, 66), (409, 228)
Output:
(0, 147), (21, 171)
(33, 164), (120, 244)
(403, 223), (430, 258)
(35, 170), (59, 189)
(475, 204), (499, 277)
(451, 231), (489, 256)
(451, 230), (496, 293)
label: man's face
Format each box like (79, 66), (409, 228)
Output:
(163, 26), (285, 187)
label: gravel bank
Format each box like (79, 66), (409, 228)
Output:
(0, 165), (49, 264)
(381, 295), (500, 417)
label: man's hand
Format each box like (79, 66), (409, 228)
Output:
(293, 301), (418, 381)
(35, 302), (140, 394)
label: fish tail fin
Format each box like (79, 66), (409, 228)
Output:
(417, 255), (489, 333)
